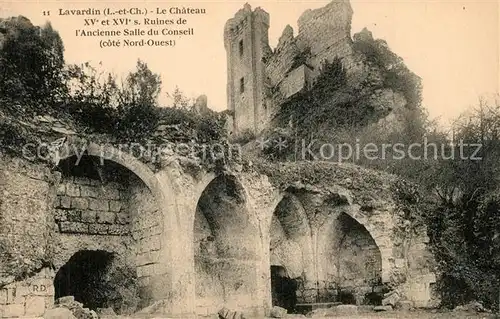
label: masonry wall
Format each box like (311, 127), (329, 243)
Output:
(227, 1), (359, 135)
(228, 18), (255, 133)
(318, 213), (382, 304)
(54, 175), (130, 237)
(278, 65), (312, 100)
(193, 176), (262, 317)
(0, 269), (54, 318)
(264, 0), (355, 91)
(0, 157), (55, 271)
(0, 153), (167, 317)
(295, 1), (354, 72)
(224, 5), (271, 134)
(193, 208), (224, 316)
(252, 9), (272, 134)
(1, 151), (438, 317)
(0, 156), (57, 318)
(404, 227), (437, 308)
(129, 175), (163, 307)
(50, 160), (134, 269)
(265, 26), (299, 88)
(49, 159), (147, 314)
(269, 216), (304, 279)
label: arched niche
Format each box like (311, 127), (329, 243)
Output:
(269, 193), (314, 311)
(52, 153), (163, 313)
(193, 174), (260, 316)
(54, 250), (114, 310)
(269, 193), (313, 278)
(317, 211), (383, 305)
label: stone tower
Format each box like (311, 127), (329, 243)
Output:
(224, 4), (271, 135)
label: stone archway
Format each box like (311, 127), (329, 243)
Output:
(282, 186), (395, 307)
(193, 174), (261, 316)
(56, 141), (163, 200)
(269, 193), (314, 311)
(52, 143), (168, 313)
(53, 250), (115, 310)
(340, 206), (394, 286)
(316, 209), (385, 305)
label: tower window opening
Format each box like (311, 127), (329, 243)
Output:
(239, 39), (244, 57)
(240, 77), (245, 94)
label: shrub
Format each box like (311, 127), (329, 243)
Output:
(230, 129), (255, 145)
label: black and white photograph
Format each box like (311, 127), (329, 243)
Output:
(0, 0), (498, 318)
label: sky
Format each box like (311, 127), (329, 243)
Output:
(1, 0), (498, 127)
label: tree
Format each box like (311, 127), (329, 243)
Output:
(114, 60), (162, 139)
(67, 62), (119, 107)
(424, 96), (500, 310)
(39, 22), (67, 101)
(118, 59), (161, 108)
(166, 86), (192, 110)
(65, 62), (119, 133)
(0, 17), (66, 103)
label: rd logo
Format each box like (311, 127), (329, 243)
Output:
(32, 284), (47, 292)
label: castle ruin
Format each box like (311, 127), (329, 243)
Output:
(0, 2), (437, 318)
(224, 1), (357, 135)
(0, 138), (437, 318)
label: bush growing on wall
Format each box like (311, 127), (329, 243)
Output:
(275, 57), (359, 136)
(0, 18), (67, 104)
(0, 16), (226, 147)
(230, 129), (256, 145)
(63, 59), (226, 143)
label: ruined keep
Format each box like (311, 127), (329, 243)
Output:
(225, 1), (360, 135)
(0, 2), (436, 318)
